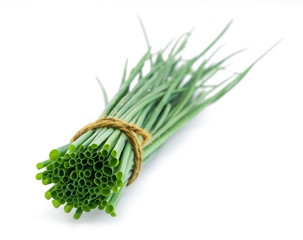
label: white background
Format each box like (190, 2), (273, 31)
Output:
(0, 0), (302, 239)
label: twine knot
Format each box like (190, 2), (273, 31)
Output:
(71, 116), (151, 185)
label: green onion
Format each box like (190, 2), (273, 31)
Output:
(36, 21), (278, 219)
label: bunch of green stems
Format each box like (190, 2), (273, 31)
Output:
(36, 21), (274, 219)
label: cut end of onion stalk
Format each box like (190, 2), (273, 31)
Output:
(64, 204), (73, 213)
(36, 173), (43, 180)
(73, 208), (83, 220)
(105, 204), (114, 214)
(49, 149), (59, 161)
(45, 191), (52, 200)
(69, 145), (76, 153)
(36, 163), (43, 170)
(52, 199), (61, 208)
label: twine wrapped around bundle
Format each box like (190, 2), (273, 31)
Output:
(71, 116), (151, 185)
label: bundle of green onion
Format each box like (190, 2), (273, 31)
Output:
(35, 21), (273, 219)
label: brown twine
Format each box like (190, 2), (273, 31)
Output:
(70, 116), (151, 186)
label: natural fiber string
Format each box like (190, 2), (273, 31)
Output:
(70, 117), (151, 186)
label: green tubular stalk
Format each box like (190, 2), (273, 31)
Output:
(116, 142), (132, 180)
(100, 188), (111, 197)
(70, 149), (79, 159)
(45, 185), (56, 200)
(102, 166), (113, 177)
(84, 167), (93, 178)
(36, 173), (43, 180)
(168, 31), (192, 58)
(42, 178), (52, 185)
(64, 203), (73, 213)
(98, 205), (105, 211)
(111, 66), (163, 117)
(110, 212), (117, 217)
(69, 131), (94, 152)
(109, 157), (119, 168)
(116, 179), (123, 188)
(102, 52), (151, 116)
(51, 190), (58, 199)
(111, 136), (126, 159)
(94, 178), (101, 186)
(111, 175), (117, 182)
(87, 158), (94, 166)
(69, 158), (76, 167)
(94, 162), (103, 172)
(46, 164), (54, 171)
(53, 168), (59, 176)
(67, 183), (74, 191)
(151, 103), (171, 133)
(101, 193), (113, 207)
(73, 208), (83, 220)
(56, 157), (64, 164)
(101, 131), (120, 152)
(84, 150), (92, 158)
(119, 59), (128, 89)
(112, 186), (119, 193)
(70, 171), (77, 180)
(80, 131), (99, 151)
(122, 151), (135, 183)
(96, 76), (109, 107)
(196, 21), (233, 60)
(83, 205), (91, 213)
(36, 159), (52, 170)
(105, 183), (126, 214)
(52, 177), (59, 183)
(63, 162), (70, 169)
(52, 199), (61, 208)
(108, 181), (115, 188)
(49, 144), (70, 161)
(89, 128), (111, 149)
